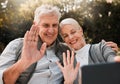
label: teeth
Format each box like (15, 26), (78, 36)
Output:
(47, 35), (52, 37)
(46, 34), (53, 37)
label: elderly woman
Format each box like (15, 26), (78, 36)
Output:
(57, 18), (119, 84)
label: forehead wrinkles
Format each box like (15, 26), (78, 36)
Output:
(39, 14), (58, 23)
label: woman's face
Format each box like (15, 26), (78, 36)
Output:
(60, 24), (86, 50)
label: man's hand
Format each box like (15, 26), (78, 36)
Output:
(20, 24), (47, 67)
(3, 24), (47, 84)
(105, 41), (118, 53)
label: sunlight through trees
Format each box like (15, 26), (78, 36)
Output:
(0, 0), (120, 53)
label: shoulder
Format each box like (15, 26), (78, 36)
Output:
(92, 40), (106, 48)
(0, 38), (24, 59)
(57, 42), (70, 51)
(8, 38), (23, 48)
(59, 42), (68, 47)
(91, 40), (110, 52)
(55, 42), (70, 55)
(9, 38), (24, 44)
(2, 38), (24, 53)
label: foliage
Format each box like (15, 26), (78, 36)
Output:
(0, 0), (120, 53)
(83, 1), (120, 45)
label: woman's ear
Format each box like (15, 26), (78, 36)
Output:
(79, 28), (84, 37)
(79, 28), (83, 33)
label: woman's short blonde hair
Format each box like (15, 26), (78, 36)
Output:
(59, 18), (82, 31)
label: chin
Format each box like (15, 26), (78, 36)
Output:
(46, 41), (55, 46)
(71, 45), (80, 50)
(73, 47), (78, 50)
(71, 46), (76, 50)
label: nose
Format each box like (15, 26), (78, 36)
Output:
(68, 34), (73, 40)
(48, 27), (54, 33)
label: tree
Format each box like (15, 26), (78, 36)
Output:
(0, 0), (120, 53)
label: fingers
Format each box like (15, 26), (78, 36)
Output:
(63, 50), (75, 66)
(58, 50), (77, 69)
(24, 31), (29, 45)
(67, 50), (71, 64)
(112, 48), (118, 53)
(106, 42), (118, 52)
(63, 52), (67, 66)
(71, 51), (74, 66)
(102, 40), (118, 50)
(39, 43), (47, 56)
(29, 24), (39, 42)
(106, 42), (117, 47)
(23, 24), (39, 46)
(114, 56), (120, 62)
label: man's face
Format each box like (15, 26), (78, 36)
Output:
(38, 15), (59, 46)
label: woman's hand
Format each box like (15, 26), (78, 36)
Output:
(56, 50), (80, 84)
(114, 56), (120, 62)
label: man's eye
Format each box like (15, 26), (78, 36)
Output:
(53, 24), (58, 28)
(43, 24), (49, 28)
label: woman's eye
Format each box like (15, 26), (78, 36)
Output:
(71, 31), (76, 34)
(63, 35), (68, 38)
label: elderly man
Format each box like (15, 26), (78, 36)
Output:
(0, 5), (71, 84)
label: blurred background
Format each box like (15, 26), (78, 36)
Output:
(0, 0), (120, 54)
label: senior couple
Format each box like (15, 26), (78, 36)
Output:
(0, 5), (119, 84)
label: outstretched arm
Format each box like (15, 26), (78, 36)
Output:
(3, 24), (46, 84)
(56, 50), (80, 84)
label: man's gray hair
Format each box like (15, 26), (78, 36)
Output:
(59, 18), (82, 30)
(34, 4), (61, 23)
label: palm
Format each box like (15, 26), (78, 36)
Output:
(21, 24), (46, 65)
(57, 50), (80, 83)
(62, 63), (78, 82)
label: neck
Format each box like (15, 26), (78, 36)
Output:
(74, 41), (87, 51)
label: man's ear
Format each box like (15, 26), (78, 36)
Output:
(33, 21), (37, 25)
